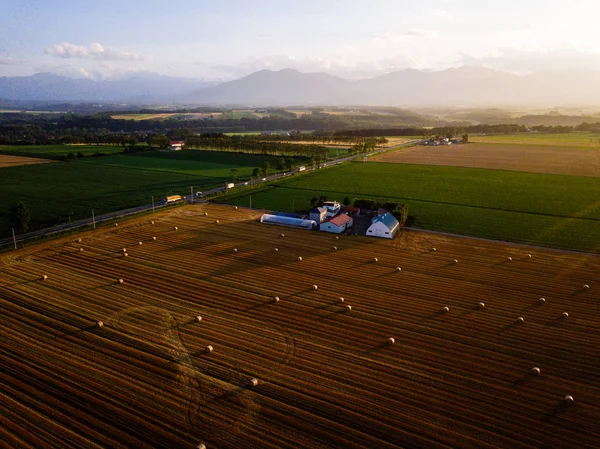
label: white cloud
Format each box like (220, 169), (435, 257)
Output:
(0, 55), (25, 65)
(371, 29), (439, 44)
(45, 42), (151, 61)
(431, 8), (455, 21)
(460, 46), (600, 74)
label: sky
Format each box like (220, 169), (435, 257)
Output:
(1, 0), (600, 81)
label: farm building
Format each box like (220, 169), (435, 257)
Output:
(260, 214), (317, 229)
(320, 214), (353, 234)
(309, 207), (327, 223)
(322, 201), (341, 218)
(366, 212), (400, 239)
(170, 141), (185, 150)
(342, 206), (360, 216)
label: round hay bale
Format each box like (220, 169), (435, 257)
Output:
(196, 316), (202, 322)
(396, 267), (402, 272)
(564, 395), (574, 404)
(280, 233), (285, 237)
(583, 284), (590, 290)
(373, 257), (378, 263)
(197, 444), (206, 449)
(96, 321), (104, 328)
(335, 236), (339, 240)
(297, 256), (303, 261)
(204, 212), (208, 216)
(452, 259), (459, 264)
(206, 345), (213, 353)
(40, 274), (48, 281)
(233, 248), (238, 253)
(517, 316), (525, 324)
(388, 337), (395, 345)
(333, 246), (338, 251)
(79, 248), (84, 252)
(249, 378), (259, 387)
(442, 306), (450, 313)
(273, 296), (280, 303)
(152, 236), (157, 241)
(562, 312), (569, 319)
(532, 367), (541, 376)
(114, 223), (119, 227)
(478, 302), (485, 309)
(274, 247), (279, 252)
(431, 247), (437, 252)
(215, 220), (219, 224)
(173, 226), (178, 231)
(234, 206), (238, 210)
(118, 278), (124, 284)
(345, 305), (352, 312)
(312, 284), (318, 291)
(138, 241), (143, 246)
(150, 220), (154, 225)
(122, 248), (127, 253)
(76, 238), (82, 243)
(339, 297), (345, 303)
(539, 297), (546, 304)
(123, 253), (128, 257)
(506, 256), (512, 262)
(527, 253), (532, 259)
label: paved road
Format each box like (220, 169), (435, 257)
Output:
(0, 139), (421, 249)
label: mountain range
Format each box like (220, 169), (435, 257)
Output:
(1, 67), (600, 106)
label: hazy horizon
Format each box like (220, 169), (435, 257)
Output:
(2, 0), (600, 82)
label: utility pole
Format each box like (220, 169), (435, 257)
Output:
(152, 196), (155, 214)
(190, 186), (194, 204)
(293, 199), (295, 213)
(12, 228), (17, 250)
(92, 209), (96, 230)
(249, 194), (252, 209)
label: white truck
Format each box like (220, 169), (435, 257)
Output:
(297, 166), (306, 172)
(226, 183), (235, 189)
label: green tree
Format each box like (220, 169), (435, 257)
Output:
(230, 168), (239, 179)
(318, 195), (328, 207)
(261, 161), (270, 177)
(462, 133), (469, 143)
(285, 157), (294, 171)
(342, 196), (351, 206)
(10, 201), (31, 233)
(276, 157), (286, 171)
(252, 167), (260, 178)
(310, 196), (318, 208)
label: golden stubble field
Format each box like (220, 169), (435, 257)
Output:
(0, 154), (54, 168)
(371, 143), (600, 177)
(1, 204), (599, 449)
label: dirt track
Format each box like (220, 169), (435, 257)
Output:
(371, 143), (600, 177)
(1, 204), (599, 448)
(0, 154), (54, 168)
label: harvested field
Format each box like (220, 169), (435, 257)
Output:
(1, 203), (600, 449)
(0, 154), (54, 168)
(372, 143), (600, 177)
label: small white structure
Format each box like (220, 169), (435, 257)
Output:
(388, 337), (395, 345)
(532, 367), (541, 376)
(322, 201), (342, 218)
(320, 214), (353, 234)
(249, 378), (259, 387)
(366, 213), (400, 239)
(170, 140), (184, 150)
(309, 207), (327, 223)
(260, 214), (317, 230)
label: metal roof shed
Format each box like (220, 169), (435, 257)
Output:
(366, 212), (400, 239)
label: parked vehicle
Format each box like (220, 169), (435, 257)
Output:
(226, 183), (235, 189)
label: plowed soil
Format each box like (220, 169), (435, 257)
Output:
(1, 204), (599, 449)
(371, 143), (600, 177)
(0, 154), (54, 168)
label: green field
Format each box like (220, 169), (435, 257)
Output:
(471, 132), (600, 148)
(0, 144), (125, 159)
(0, 150), (307, 238)
(220, 162), (600, 253)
